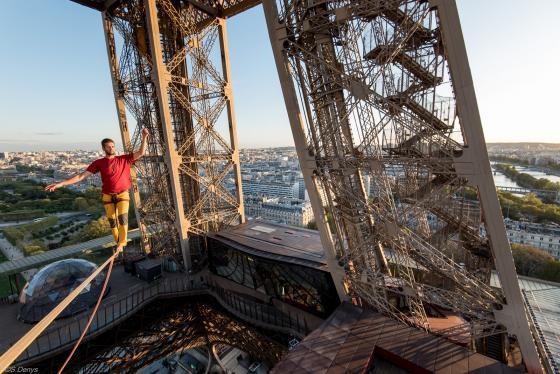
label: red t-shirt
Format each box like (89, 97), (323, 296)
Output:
(86, 154), (135, 194)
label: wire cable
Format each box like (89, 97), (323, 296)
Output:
(0, 248), (122, 373)
(57, 247), (121, 373)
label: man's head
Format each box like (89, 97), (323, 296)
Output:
(101, 138), (116, 156)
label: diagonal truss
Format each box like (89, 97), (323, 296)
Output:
(104, 7), (180, 257)
(102, 0), (245, 266)
(262, 0), (542, 371)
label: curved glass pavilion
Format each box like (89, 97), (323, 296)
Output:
(19, 259), (109, 323)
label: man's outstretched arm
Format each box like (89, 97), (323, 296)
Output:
(133, 128), (149, 161)
(45, 170), (93, 192)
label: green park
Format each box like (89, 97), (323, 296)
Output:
(0, 179), (113, 256)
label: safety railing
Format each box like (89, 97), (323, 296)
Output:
(208, 283), (309, 338)
(11, 276), (205, 366)
(10, 276), (311, 366)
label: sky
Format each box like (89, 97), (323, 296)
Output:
(0, 0), (559, 151)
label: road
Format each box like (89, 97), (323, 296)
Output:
(0, 220), (36, 229)
(0, 234), (35, 281)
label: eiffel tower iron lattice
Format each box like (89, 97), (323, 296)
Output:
(67, 0), (543, 372)
(101, 0), (246, 267)
(56, 299), (286, 373)
(261, 0), (543, 371)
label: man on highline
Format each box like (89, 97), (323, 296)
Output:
(45, 129), (149, 253)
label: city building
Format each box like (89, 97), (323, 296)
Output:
(242, 180), (299, 199)
(3, 150), (104, 189)
(0, 166), (17, 182)
(54, 166), (102, 191)
(244, 195), (314, 227)
(504, 218), (560, 259)
(296, 176), (307, 201)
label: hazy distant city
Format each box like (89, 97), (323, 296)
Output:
(2, 143), (560, 262)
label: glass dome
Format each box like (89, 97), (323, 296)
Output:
(19, 259), (109, 323)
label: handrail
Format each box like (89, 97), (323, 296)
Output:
(207, 283), (309, 338)
(2, 275), (312, 369)
(11, 276), (205, 366)
(0, 249), (122, 372)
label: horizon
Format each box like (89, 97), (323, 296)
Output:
(3, 141), (560, 154)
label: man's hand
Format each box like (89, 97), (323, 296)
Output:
(133, 129), (149, 161)
(45, 183), (62, 192)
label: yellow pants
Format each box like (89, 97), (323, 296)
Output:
(102, 191), (130, 247)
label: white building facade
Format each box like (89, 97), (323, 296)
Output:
(504, 219), (560, 259)
(244, 195), (314, 227)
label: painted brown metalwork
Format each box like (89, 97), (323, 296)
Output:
(63, 0), (546, 371)
(261, 0), (542, 371)
(99, 0), (245, 267)
(48, 298), (286, 373)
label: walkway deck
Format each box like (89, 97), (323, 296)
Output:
(0, 265), (202, 366)
(0, 265), (313, 368)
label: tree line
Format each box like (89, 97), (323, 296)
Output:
(512, 244), (560, 283)
(0, 180), (105, 220)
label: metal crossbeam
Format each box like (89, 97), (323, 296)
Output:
(101, 0), (244, 267)
(58, 0), (545, 371)
(262, 0), (543, 371)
